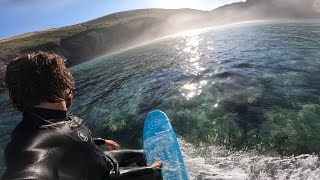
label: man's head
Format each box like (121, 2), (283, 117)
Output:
(5, 52), (74, 112)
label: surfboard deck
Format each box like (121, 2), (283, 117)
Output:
(142, 110), (188, 180)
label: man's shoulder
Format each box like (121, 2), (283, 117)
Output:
(63, 114), (93, 144)
(6, 114), (93, 156)
(67, 114), (84, 127)
(8, 114), (89, 151)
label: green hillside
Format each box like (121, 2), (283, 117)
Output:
(0, 0), (319, 91)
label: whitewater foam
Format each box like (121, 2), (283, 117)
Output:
(180, 139), (320, 180)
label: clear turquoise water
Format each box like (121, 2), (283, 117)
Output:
(1, 21), (320, 178)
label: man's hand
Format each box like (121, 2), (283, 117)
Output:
(151, 161), (163, 168)
(104, 140), (119, 150)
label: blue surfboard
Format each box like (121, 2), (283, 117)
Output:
(142, 110), (188, 180)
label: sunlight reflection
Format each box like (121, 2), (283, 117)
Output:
(186, 37), (200, 47)
(177, 33), (210, 99)
(214, 103), (219, 108)
(182, 35), (202, 74)
(180, 80), (208, 100)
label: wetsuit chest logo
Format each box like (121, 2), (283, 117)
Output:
(77, 131), (88, 142)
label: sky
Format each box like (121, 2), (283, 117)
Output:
(0, 0), (244, 39)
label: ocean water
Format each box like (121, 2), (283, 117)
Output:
(1, 21), (320, 179)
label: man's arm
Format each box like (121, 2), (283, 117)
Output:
(94, 138), (119, 150)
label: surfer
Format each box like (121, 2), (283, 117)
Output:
(1, 52), (163, 180)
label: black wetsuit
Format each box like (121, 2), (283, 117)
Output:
(1, 108), (162, 180)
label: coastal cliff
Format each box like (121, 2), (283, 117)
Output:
(0, 9), (210, 91)
(0, 0), (319, 91)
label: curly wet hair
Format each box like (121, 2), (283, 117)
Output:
(5, 52), (74, 111)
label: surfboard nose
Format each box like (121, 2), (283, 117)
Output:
(145, 110), (168, 122)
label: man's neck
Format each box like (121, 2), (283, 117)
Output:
(34, 101), (67, 111)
